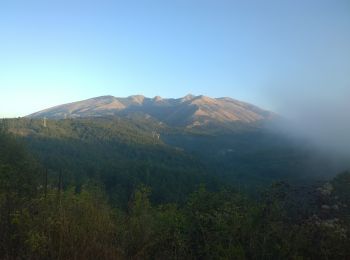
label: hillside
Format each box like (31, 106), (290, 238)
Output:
(1, 117), (219, 205)
(1, 127), (350, 259)
(1, 115), (340, 197)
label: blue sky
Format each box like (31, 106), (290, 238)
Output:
(0, 0), (349, 117)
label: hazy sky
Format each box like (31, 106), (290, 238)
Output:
(0, 0), (349, 117)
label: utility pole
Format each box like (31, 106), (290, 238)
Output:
(44, 168), (48, 198)
(45, 168), (47, 199)
(58, 169), (63, 198)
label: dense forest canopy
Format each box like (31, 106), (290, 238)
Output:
(0, 117), (349, 259)
(2, 117), (344, 196)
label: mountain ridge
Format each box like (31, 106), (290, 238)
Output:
(27, 94), (274, 128)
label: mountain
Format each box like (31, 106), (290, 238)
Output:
(17, 94), (342, 194)
(3, 92), (342, 204)
(27, 94), (274, 128)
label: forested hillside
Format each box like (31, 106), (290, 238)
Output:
(22, 94), (346, 195)
(2, 116), (342, 198)
(1, 127), (349, 259)
(1, 117), (220, 206)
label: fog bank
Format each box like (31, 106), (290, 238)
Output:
(265, 74), (350, 158)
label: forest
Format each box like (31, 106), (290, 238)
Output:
(0, 118), (349, 259)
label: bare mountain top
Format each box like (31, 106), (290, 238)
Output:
(27, 95), (274, 127)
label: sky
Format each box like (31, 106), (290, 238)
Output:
(0, 0), (349, 118)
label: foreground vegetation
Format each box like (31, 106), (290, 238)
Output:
(1, 125), (349, 259)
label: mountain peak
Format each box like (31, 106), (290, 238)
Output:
(191, 95), (216, 104)
(181, 94), (196, 102)
(153, 96), (163, 102)
(127, 95), (145, 104)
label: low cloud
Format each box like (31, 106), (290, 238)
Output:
(263, 67), (350, 158)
